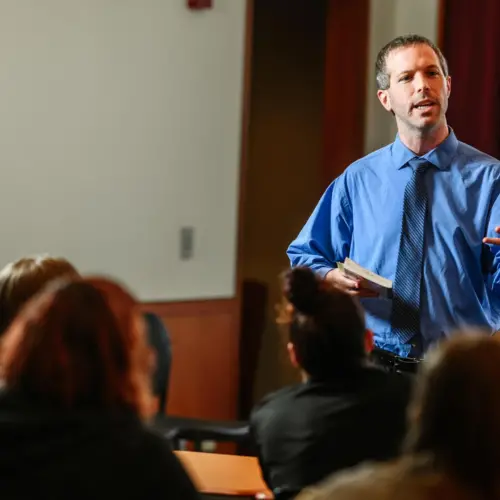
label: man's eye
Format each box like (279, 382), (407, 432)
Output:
(399, 75), (410, 82)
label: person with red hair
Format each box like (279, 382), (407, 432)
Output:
(0, 276), (199, 499)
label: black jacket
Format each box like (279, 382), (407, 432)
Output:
(250, 365), (411, 498)
(0, 390), (200, 500)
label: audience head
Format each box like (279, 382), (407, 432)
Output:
(0, 276), (153, 418)
(278, 267), (372, 380)
(406, 331), (500, 496)
(0, 255), (79, 337)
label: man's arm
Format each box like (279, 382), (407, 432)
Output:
(287, 178), (351, 277)
(287, 176), (378, 297)
(482, 180), (500, 291)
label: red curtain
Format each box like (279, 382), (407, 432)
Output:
(442, 0), (500, 158)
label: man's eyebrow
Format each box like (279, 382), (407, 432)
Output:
(395, 65), (441, 77)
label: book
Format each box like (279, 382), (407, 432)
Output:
(337, 258), (393, 299)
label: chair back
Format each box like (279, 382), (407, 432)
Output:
(143, 312), (171, 414)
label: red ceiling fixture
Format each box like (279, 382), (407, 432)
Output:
(187, 0), (213, 9)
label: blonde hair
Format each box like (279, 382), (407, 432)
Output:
(0, 255), (79, 336)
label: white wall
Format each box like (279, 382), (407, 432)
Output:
(364, 0), (440, 153)
(0, 0), (247, 301)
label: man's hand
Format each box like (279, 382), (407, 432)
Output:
(483, 226), (500, 246)
(325, 268), (379, 297)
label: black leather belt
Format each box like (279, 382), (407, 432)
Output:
(371, 347), (422, 375)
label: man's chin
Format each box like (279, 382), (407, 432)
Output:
(413, 116), (441, 131)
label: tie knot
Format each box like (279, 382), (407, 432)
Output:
(408, 158), (432, 174)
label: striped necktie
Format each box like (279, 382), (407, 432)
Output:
(391, 158), (432, 345)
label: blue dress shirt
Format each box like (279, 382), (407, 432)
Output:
(287, 130), (500, 356)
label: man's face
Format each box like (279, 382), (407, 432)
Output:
(377, 44), (451, 134)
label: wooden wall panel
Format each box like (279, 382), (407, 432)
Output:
(142, 299), (239, 420)
(323, 0), (369, 185)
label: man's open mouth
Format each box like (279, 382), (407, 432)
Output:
(413, 100), (436, 110)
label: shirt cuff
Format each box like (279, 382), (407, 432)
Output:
(312, 265), (335, 279)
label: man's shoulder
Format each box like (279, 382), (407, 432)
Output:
(456, 140), (500, 168)
(324, 144), (393, 194)
(343, 144), (393, 176)
(250, 383), (309, 434)
(453, 141), (500, 189)
(251, 384), (299, 418)
(251, 368), (410, 423)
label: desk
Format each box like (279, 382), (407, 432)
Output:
(175, 451), (273, 499)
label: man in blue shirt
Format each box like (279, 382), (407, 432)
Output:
(287, 34), (500, 359)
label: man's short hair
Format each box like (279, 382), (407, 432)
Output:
(375, 34), (449, 91)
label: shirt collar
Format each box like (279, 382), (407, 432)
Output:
(391, 127), (459, 170)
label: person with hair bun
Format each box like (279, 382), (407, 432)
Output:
(250, 267), (411, 500)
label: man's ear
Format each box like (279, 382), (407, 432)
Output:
(377, 89), (392, 113)
(446, 75), (451, 98)
(364, 329), (375, 354)
(287, 342), (300, 368)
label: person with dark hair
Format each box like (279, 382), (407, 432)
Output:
(296, 331), (500, 500)
(0, 255), (79, 337)
(287, 34), (500, 367)
(250, 267), (411, 499)
(0, 276), (200, 500)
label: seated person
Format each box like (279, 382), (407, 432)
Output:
(0, 255), (79, 336)
(297, 331), (500, 500)
(0, 255), (171, 412)
(0, 276), (199, 500)
(250, 267), (411, 499)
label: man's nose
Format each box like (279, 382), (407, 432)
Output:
(413, 73), (431, 93)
